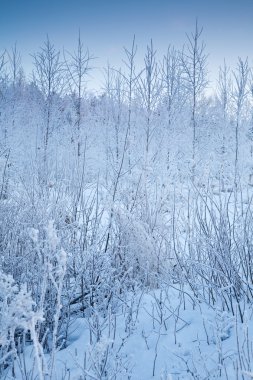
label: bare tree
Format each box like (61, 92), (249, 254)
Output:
(217, 60), (231, 121)
(0, 50), (6, 83)
(232, 57), (250, 186)
(7, 43), (24, 128)
(162, 46), (183, 127)
(121, 35), (138, 170)
(103, 65), (125, 166)
(32, 36), (63, 166)
(217, 60), (232, 190)
(103, 36), (139, 253)
(64, 31), (94, 159)
(161, 46), (184, 169)
(138, 39), (161, 163)
(0, 50), (7, 145)
(248, 70), (253, 184)
(181, 20), (208, 180)
(7, 43), (23, 87)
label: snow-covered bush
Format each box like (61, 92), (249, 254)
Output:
(0, 270), (43, 374)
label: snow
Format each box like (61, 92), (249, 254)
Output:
(6, 288), (253, 379)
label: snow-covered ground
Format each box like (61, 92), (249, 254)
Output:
(6, 287), (253, 380)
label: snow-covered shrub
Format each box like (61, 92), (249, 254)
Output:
(111, 203), (159, 287)
(28, 220), (67, 355)
(0, 269), (43, 374)
(170, 185), (253, 322)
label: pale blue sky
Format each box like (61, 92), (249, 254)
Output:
(0, 0), (252, 89)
